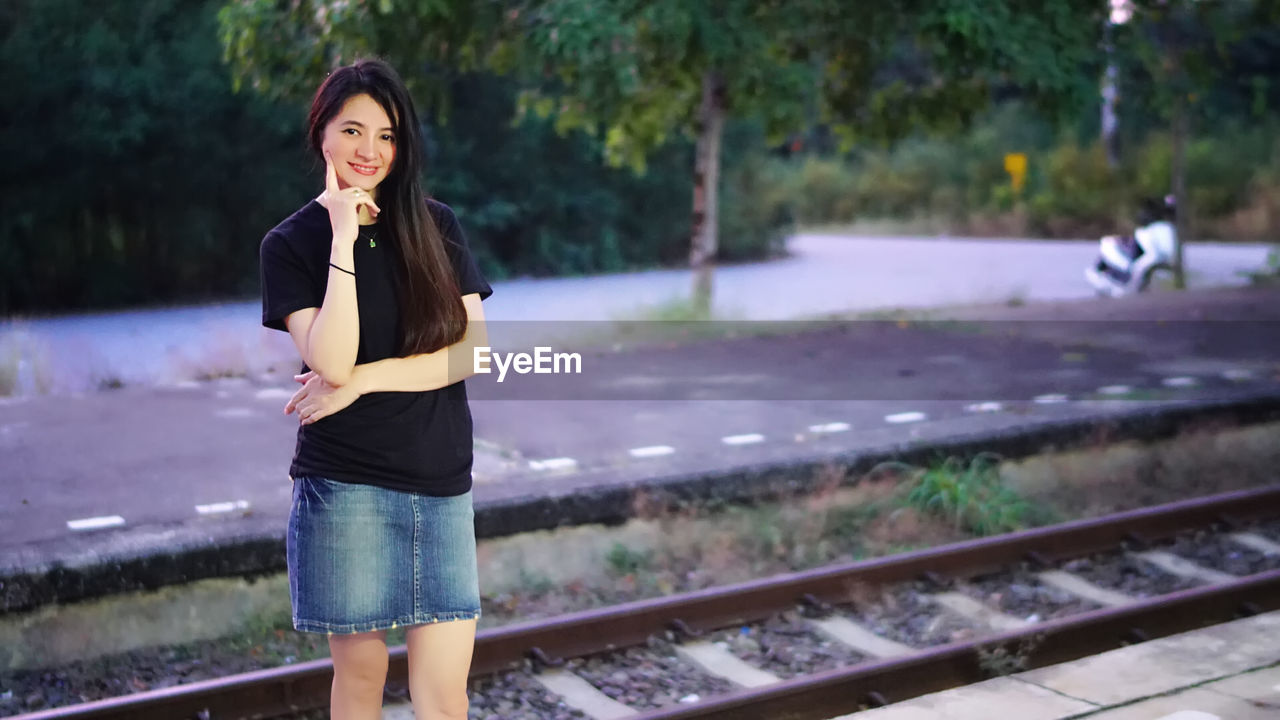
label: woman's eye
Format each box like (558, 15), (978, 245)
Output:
(381, 134), (395, 142)
(343, 128), (358, 136)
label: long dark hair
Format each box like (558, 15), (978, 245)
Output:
(306, 59), (466, 355)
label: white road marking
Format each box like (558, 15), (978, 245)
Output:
(808, 422), (850, 434)
(1222, 368), (1254, 381)
(195, 500), (251, 515)
(629, 445), (675, 458)
(1161, 376), (1199, 388)
(965, 401), (1003, 413)
(721, 433), (764, 446)
(67, 515), (125, 531)
(885, 411), (926, 424)
(528, 457), (578, 472)
(1033, 393), (1069, 404)
(1097, 385), (1133, 395)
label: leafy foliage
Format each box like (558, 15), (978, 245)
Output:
(816, 0), (1102, 147)
(0, 0), (312, 313)
(219, 0), (1106, 263)
(423, 72), (695, 278)
(0, 0), (699, 312)
(903, 453), (1046, 536)
(719, 100), (1279, 241)
(500, 0), (818, 170)
(605, 541), (652, 576)
(6, 1), (1276, 313)
(218, 0), (506, 113)
(491, 0), (1107, 170)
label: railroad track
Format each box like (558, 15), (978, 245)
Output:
(12, 485), (1280, 720)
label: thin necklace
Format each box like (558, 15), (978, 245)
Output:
(360, 228), (378, 248)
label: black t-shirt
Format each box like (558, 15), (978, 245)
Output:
(260, 198), (492, 496)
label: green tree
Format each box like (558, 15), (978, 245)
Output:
(500, 1), (1102, 275)
(218, 0), (502, 109)
(0, 0), (311, 314)
(424, 72), (695, 277)
(0, 0), (702, 313)
(1111, 0), (1271, 286)
(220, 0), (1103, 283)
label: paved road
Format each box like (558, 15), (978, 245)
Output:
(0, 236), (1276, 563)
(1, 235), (1270, 395)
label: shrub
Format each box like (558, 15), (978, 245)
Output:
(1027, 142), (1127, 237)
(717, 123), (796, 261)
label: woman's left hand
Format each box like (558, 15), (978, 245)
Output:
(285, 371), (360, 425)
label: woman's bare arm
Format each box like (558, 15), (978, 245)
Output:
(347, 294), (488, 393)
(283, 152), (381, 386)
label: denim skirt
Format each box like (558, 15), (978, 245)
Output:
(287, 475), (481, 634)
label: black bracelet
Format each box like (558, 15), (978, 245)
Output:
(329, 262), (355, 277)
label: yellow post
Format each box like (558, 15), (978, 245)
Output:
(1004, 152), (1028, 196)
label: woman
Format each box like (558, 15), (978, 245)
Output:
(260, 58), (491, 720)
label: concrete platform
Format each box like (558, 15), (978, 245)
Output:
(832, 610), (1280, 719)
(2, 284), (1279, 617)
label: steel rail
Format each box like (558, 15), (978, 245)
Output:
(625, 569), (1280, 720)
(12, 484), (1280, 720)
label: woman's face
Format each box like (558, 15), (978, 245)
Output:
(320, 93), (396, 195)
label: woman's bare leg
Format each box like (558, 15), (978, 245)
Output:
(405, 619), (477, 720)
(328, 630), (389, 720)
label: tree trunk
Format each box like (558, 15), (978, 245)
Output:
(1163, 2), (1190, 290)
(1170, 69), (1189, 289)
(690, 70), (726, 267)
(690, 71), (726, 315)
(1101, 22), (1119, 168)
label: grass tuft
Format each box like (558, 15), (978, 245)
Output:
(901, 453), (1053, 536)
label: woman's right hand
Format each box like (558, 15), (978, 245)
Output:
(321, 150), (381, 246)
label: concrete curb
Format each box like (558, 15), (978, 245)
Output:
(4, 390), (1280, 614)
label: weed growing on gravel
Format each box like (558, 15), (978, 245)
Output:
(605, 542), (654, 576)
(976, 634), (1045, 677)
(632, 296), (716, 322)
(517, 567), (556, 595)
(901, 453), (1054, 535)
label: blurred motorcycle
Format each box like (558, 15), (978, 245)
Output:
(1085, 196), (1178, 297)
